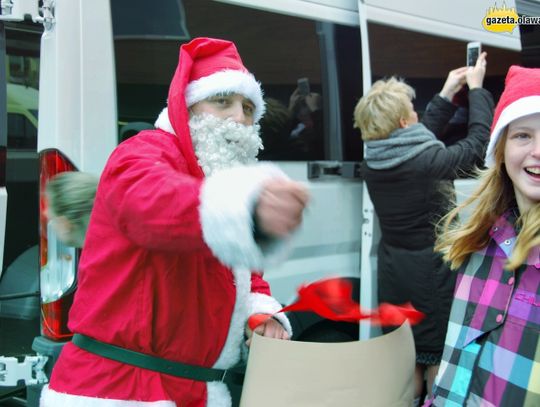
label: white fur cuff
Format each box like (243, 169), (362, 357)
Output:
(40, 385), (176, 407)
(199, 163), (290, 270)
(207, 382), (232, 407)
(248, 292), (293, 337)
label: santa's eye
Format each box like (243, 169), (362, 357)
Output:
(208, 96), (230, 106)
(243, 103), (254, 116)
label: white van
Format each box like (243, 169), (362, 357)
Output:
(0, 0), (535, 404)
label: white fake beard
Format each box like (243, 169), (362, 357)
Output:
(189, 114), (263, 176)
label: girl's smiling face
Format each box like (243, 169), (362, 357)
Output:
(504, 112), (540, 213)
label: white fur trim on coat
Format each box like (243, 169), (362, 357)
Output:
(205, 266), (251, 407)
(199, 164), (292, 271)
(186, 70), (265, 122)
(40, 385), (176, 407)
(154, 108), (175, 134)
(248, 292), (293, 337)
(206, 382), (232, 407)
(485, 95), (540, 167)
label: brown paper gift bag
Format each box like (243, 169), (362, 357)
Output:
(240, 322), (415, 407)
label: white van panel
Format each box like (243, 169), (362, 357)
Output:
(213, 0), (359, 26)
(364, 0), (521, 50)
(37, 0), (117, 175)
(454, 178), (481, 221)
(0, 187), (7, 275)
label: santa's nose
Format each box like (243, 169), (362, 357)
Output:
(229, 102), (250, 126)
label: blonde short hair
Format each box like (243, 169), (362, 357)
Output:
(46, 171), (98, 228)
(353, 77), (416, 141)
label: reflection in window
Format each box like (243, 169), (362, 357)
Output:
(7, 113), (37, 149)
(7, 55), (40, 88)
(258, 90), (324, 161)
(114, 0), (331, 161)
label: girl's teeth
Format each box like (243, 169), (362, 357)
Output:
(526, 167), (540, 175)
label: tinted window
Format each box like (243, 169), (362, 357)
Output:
(367, 22), (520, 174)
(114, 0), (365, 161)
(111, 0), (190, 40)
(368, 23), (520, 111)
(7, 112), (37, 149)
(3, 22), (41, 270)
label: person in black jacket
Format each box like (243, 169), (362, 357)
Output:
(353, 52), (493, 405)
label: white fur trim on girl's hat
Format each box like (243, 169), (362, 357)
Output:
(185, 69), (265, 123)
(485, 65), (540, 167)
(485, 96), (540, 167)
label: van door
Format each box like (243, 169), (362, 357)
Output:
(357, 0), (522, 337)
(0, 21), (7, 276)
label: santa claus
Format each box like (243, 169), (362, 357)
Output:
(41, 37), (309, 407)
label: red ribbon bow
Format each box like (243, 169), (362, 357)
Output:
(249, 278), (424, 331)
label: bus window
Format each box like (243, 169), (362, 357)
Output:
(368, 23), (520, 112)
(7, 112), (37, 149)
(113, 0), (363, 161)
(0, 21), (41, 365)
(335, 24), (363, 161)
(2, 23), (40, 269)
(367, 22), (520, 173)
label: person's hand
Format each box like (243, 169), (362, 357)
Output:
(255, 179), (309, 238)
(439, 67), (468, 100)
(466, 51), (487, 90)
(245, 314), (290, 347)
(288, 88), (301, 112)
(305, 93), (322, 112)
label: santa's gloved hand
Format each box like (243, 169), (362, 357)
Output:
(255, 179), (309, 239)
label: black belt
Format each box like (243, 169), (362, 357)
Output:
(72, 334), (244, 386)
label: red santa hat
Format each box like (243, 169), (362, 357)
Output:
(169, 37), (264, 121)
(485, 65), (540, 167)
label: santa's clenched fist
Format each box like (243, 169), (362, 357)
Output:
(255, 179), (309, 238)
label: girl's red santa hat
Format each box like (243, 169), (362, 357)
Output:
(485, 65), (540, 167)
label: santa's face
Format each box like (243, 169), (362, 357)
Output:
(190, 93), (255, 126)
(189, 113), (263, 176)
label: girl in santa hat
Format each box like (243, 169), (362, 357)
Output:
(428, 65), (540, 406)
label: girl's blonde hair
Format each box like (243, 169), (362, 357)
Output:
(353, 77), (415, 141)
(436, 130), (540, 270)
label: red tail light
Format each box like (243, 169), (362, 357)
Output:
(39, 149), (77, 341)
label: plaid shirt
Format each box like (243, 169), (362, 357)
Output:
(429, 211), (540, 407)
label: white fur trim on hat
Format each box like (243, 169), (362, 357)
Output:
(185, 70), (265, 122)
(199, 163), (293, 271)
(485, 95), (540, 167)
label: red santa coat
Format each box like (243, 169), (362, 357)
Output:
(41, 126), (292, 407)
